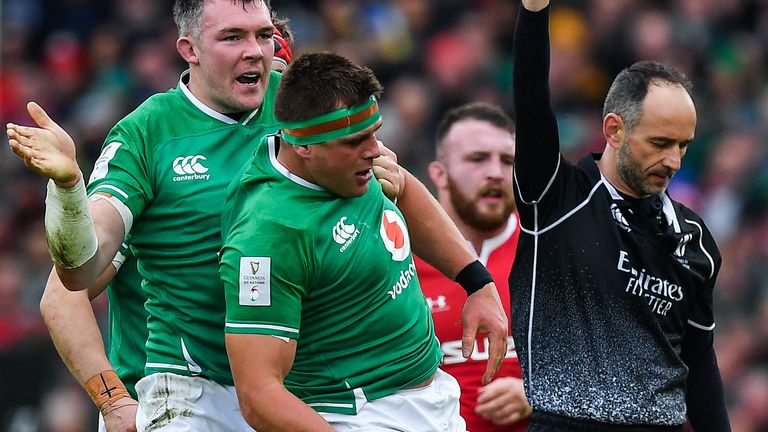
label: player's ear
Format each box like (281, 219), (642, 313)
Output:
(428, 161), (448, 189)
(291, 144), (312, 159)
(177, 36), (199, 64)
(603, 113), (625, 149)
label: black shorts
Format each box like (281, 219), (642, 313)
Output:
(527, 411), (685, 432)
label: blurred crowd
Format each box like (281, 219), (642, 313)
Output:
(1, 0), (767, 430)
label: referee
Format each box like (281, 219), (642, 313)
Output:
(509, 1), (730, 431)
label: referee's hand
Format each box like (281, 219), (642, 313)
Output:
(461, 282), (508, 384)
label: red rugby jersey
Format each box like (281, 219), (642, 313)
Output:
(415, 214), (527, 432)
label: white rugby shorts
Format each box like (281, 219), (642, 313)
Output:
(321, 368), (467, 431)
(135, 373), (254, 431)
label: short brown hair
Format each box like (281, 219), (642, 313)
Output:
(173, 0), (271, 38)
(435, 102), (515, 159)
(275, 52), (384, 123)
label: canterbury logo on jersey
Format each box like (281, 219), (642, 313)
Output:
(172, 155), (211, 181)
(333, 216), (360, 252)
(441, 336), (517, 364)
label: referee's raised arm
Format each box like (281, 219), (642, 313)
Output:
(513, 0), (560, 203)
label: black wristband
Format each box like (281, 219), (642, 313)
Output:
(455, 260), (493, 296)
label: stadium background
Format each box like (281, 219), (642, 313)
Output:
(1, 0), (766, 430)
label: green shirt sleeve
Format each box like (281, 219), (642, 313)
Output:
(87, 117), (154, 220)
(220, 174), (313, 340)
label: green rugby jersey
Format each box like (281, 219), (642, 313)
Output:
(220, 136), (442, 415)
(87, 71), (282, 384)
(105, 243), (144, 399)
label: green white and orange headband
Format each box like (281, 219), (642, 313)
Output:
(280, 96), (381, 145)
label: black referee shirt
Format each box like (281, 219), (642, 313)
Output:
(510, 6), (722, 427)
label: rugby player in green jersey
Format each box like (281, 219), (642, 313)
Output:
(35, 7), (297, 432)
(8, 1), (507, 431)
(11, 1), (284, 429)
(219, 52), (496, 432)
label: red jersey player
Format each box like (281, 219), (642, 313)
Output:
(415, 102), (530, 431)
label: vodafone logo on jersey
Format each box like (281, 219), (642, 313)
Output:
(380, 209), (410, 262)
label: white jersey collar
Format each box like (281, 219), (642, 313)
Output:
(474, 213), (519, 265)
(267, 136), (325, 191)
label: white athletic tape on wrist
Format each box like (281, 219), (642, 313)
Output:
(44, 179), (99, 269)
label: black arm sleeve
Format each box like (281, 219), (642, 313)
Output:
(680, 327), (731, 432)
(512, 5), (561, 203)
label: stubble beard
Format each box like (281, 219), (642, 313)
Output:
(616, 140), (668, 197)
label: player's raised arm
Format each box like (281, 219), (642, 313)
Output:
(7, 102), (124, 291)
(513, 0), (561, 203)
